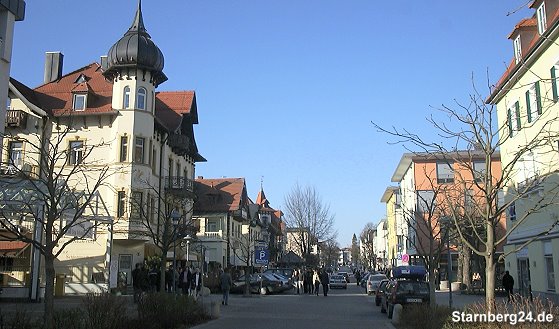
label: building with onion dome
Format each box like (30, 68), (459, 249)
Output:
(1, 1), (204, 296)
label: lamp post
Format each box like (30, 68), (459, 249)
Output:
(171, 209), (180, 294)
(184, 235), (191, 267)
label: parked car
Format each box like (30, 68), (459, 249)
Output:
(329, 274), (348, 289)
(375, 279), (389, 306)
(366, 274), (388, 295)
(231, 273), (285, 295)
(264, 268), (294, 279)
(380, 266), (430, 319)
(360, 272), (371, 287)
(269, 273), (293, 292)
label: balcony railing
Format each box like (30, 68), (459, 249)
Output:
(5, 110), (28, 128)
(164, 176), (194, 193)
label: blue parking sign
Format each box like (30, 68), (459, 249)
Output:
(254, 247), (269, 265)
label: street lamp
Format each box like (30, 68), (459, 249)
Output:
(183, 234), (192, 268)
(171, 209), (180, 294)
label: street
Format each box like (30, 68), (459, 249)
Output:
(193, 282), (392, 329)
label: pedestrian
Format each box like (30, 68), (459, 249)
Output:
(313, 269), (321, 296)
(180, 267), (189, 295)
(148, 266), (158, 293)
(165, 266), (173, 292)
(132, 263), (141, 303)
(320, 269), (329, 296)
(355, 270), (361, 286)
(306, 269), (313, 295)
(502, 270), (514, 301)
(191, 268), (202, 298)
(292, 269), (300, 294)
(220, 268), (233, 305)
(298, 268), (304, 294)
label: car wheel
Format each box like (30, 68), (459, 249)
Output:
(388, 304), (393, 319)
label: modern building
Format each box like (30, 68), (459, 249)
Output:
(381, 186), (409, 267)
(1, 3), (204, 296)
(487, 0), (559, 302)
(390, 151), (503, 283)
(374, 220), (388, 270)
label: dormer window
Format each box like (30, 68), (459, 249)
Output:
(137, 87), (146, 110)
(123, 86), (131, 109)
(537, 3), (547, 35)
(73, 94), (86, 111)
(513, 35), (522, 63)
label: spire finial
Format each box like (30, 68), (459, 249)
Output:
(126, 0), (149, 37)
(260, 176), (264, 190)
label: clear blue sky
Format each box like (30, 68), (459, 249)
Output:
(10, 1), (530, 247)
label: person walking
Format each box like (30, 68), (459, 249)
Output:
(298, 268), (304, 294)
(502, 271), (514, 301)
(292, 269), (300, 294)
(313, 269), (321, 296)
(191, 268), (202, 299)
(220, 268), (233, 305)
(320, 269), (329, 296)
(132, 263), (141, 303)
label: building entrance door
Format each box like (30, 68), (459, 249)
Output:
(118, 254), (133, 286)
(517, 258), (531, 297)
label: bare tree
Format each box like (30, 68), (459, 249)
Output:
(319, 238), (340, 268)
(283, 184), (336, 263)
(374, 79), (559, 310)
(0, 124), (120, 328)
(359, 222), (376, 270)
(123, 178), (196, 292)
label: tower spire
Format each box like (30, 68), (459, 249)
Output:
(126, 0), (149, 37)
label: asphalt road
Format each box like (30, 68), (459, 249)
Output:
(193, 282), (393, 329)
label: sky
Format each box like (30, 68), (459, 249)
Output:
(9, 0), (532, 247)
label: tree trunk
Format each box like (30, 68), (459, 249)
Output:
(457, 247), (464, 284)
(160, 257), (166, 292)
(485, 224), (496, 312)
(43, 254), (56, 329)
(428, 262), (437, 306)
(462, 247), (471, 290)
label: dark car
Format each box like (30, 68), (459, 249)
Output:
(375, 279), (389, 306)
(381, 280), (430, 318)
(231, 273), (285, 295)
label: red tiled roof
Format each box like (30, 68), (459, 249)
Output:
(490, 8), (559, 102)
(9, 77), (48, 114)
(194, 178), (247, 212)
(507, 18), (537, 38)
(0, 241), (27, 250)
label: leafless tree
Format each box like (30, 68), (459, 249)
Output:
(359, 223), (376, 270)
(374, 79), (559, 311)
(0, 124), (121, 329)
(283, 183), (336, 263)
(319, 238), (340, 268)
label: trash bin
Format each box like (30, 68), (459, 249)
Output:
(55, 274), (66, 296)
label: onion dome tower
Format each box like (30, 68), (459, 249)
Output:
(103, 0), (167, 86)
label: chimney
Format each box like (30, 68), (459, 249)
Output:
(100, 55), (108, 70)
(44, 52), (64, 84)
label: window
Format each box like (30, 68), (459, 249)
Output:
(8, 141), (23, 169)
(525, 82), (542, 123)
(135, 137), (145, 164)
(507, 101), (521, 137)
(119, 136), (128, 162)
(465, 189), (475, 212)
(513, 35), (522, 63)
(117, 191), (126, 217)
(537, 3), (547, 35)
(473, 160), (486, 183)
(436, 162), (454, 183)
(123, 86), (131, 109)
(151, 147), (157, 173)
(69, 141), (84, 165)
(73, 94), (86, 111)
(545, 242), (555, 291)
(176, 163), (181, 178)
(508, 202), (516, 221)
(130, 191), (143, 219)
(551, 65), (559, 102)
(207, 219), (219, 232)
(168, 158), (174, 176)
(417, 190), (435, 213)
(147, 194), (155, 222)
(137, 87), (146, 110)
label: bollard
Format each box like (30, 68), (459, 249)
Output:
(391, 304), (403, 325)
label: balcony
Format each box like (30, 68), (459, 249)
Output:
(168, 134), (190, 155)
(164, 176), (194, 197)
(5, 110), (28, 128)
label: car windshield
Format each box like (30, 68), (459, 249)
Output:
(397, 282), (429, 294)
(370, 275), (387, 281)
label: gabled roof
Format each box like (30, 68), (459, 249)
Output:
(380, 186), (399, 203)
(194, 178), (247, 212)
(9, 77), (49, 116)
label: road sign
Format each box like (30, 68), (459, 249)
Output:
(402, 254), (410, 263)
(254, 246), (269, 265)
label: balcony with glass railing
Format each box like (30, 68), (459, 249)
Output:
(164, 176), (194, 196)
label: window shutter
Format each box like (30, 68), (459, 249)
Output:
(507, 108), (513, 137)
(535, 81), (542, 114)
(515, 101), (521, 129)
(552, 66), (558, 102)
(525, 90), (532, 123)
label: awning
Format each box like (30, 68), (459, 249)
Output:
(0, 241), (30, 258)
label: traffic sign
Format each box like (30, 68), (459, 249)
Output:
(402, 254), (410, 263)
(254, 246), (269, 265)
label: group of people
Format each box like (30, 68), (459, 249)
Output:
(292, 268), (330, 296)
(131, 262), (203, 303)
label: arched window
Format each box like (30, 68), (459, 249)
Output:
(137, 87), (146, 110)
(123, 86), (131, 109)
